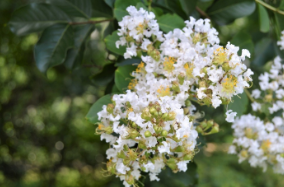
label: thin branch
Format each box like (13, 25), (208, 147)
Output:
(244, 88), (255, 102)
(255, 0), (284, 15)
(69, 18), (114, 25)
(196, 7), (210, 19)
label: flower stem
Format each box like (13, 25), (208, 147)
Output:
(255, 0), (284, 15)
(244, 89), (255, 102)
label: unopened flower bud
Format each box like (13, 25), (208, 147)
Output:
(166, 158), (177, 170)
(174, 146), (184, 152)
(240, 150), (248, 158)
(144, 130), (152, 137)
(265, 94), (273, 102)
(168, 111), (176, 121)
(222, 62), (230, 71)
(199, 81), (206, 88)
(178, 73), (185, 85)
(126, 175), (135, 185)
(171, 81), (180, 92)
(161, 130), (168, 137)
(183, 153), (193, 161)
(107, 161), (116, 174)
(196, 126), (203, 134)
(208, 124), (219, 134)
(117, 151), (126, 158)
(107, 104), (114, 114)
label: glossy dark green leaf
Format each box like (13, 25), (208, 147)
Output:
(252, 37), (275, 67)
(105, 31), (126, 55)
(112, 84), (122, 94)
(86, 95), (112, 123)
(115, 65), (136, 92)
(157, 14), (185, 33)
(92, 0), (113, 18)
(207, 0), (256, 25)
(258, 4), (270, 33)
(115, 59), (140, 67)
(44, 0), (92, 19)
(92, 63), (116, 86)
(227, 92), (248, 117)
(155, 0), (187, 19)
(105, 0), (115, 8)
(196, 0), (214, 11)
(114, 0), (140, 21)
(34, 24), (74, 72)
(69, 0), (92, 17)
(9, 3), (70, 36)
(179, 0), (198, 16)
(230, 31), (254, 56)
(141, 162), (198, 187)
(65, 24), (93, 69)
(136, 2), (148, 10)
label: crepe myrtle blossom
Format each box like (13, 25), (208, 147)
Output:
(250, 56), (284, 115)
(94, 6), (254, 187)
(229, 114), (284, 174)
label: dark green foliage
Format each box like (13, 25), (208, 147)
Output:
(3, 0), (284, 186)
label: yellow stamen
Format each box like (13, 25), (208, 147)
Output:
(222, 75), (238, 94)
(163, 57), (175, 73)
(137, 23), (144, 34)
(128, 79), (138, 90)
(135, 62), (145, 73)
(157, 86), (170, 97)
(261, 140), (271, 152)
(213, 47), (227, 65)
(184, 63), (194, 78)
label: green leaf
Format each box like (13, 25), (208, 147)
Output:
(105, 31), (126, 55)
(207, 0), (256, 25)
(115, 65), (136, 92)
(45, 0), (92, 19)
(136, 2), (148, 10)
(34, 24), (74, 72)
(115, 59), (140, 67)
(179, 0), (198, 16)
(141, 162), (198, 187)
(230, 31), (254, 56)
(9, 3), (70, 36)
(92, 63), (116, 86)
(65, 24), (93, 69)
(112, 84), (122, 94)
(105, 0), (115, 8)
(69, 0), (92, 17)
(92, 0), (113, 18)
(157, 14), (185, 33)
(227, 92), (248, 117)
(114, 0), (140, 21)
(252, 37), (275, 67)
(86, 95), (112, 123)
(155, 0), (187, 19)
(258, 4), (270, 33)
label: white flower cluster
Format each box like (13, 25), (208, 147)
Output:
(117, 6), (253, 109)
(229, 114), (284, 174)
(96, 6), (253, 187)
(250, 56), (284, 114)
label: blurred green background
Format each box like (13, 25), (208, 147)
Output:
(1, 0), (284, 187)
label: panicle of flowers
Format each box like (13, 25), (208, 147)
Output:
(229, 34), (284, 174)
(95, 6), (253, 187)
(250, 56), (284, 114)
(229, 114), (284, 174)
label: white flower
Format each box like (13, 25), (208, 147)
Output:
(226, 110), (237, 123)
(177, 161), (190, 172)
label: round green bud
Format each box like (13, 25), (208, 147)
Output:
(161, 130), (168, 137)
(222, 62), (230, 72)
(144, 130), (152, 137)
(150, 107), (157, 114)
(196, 126), (203, 134)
